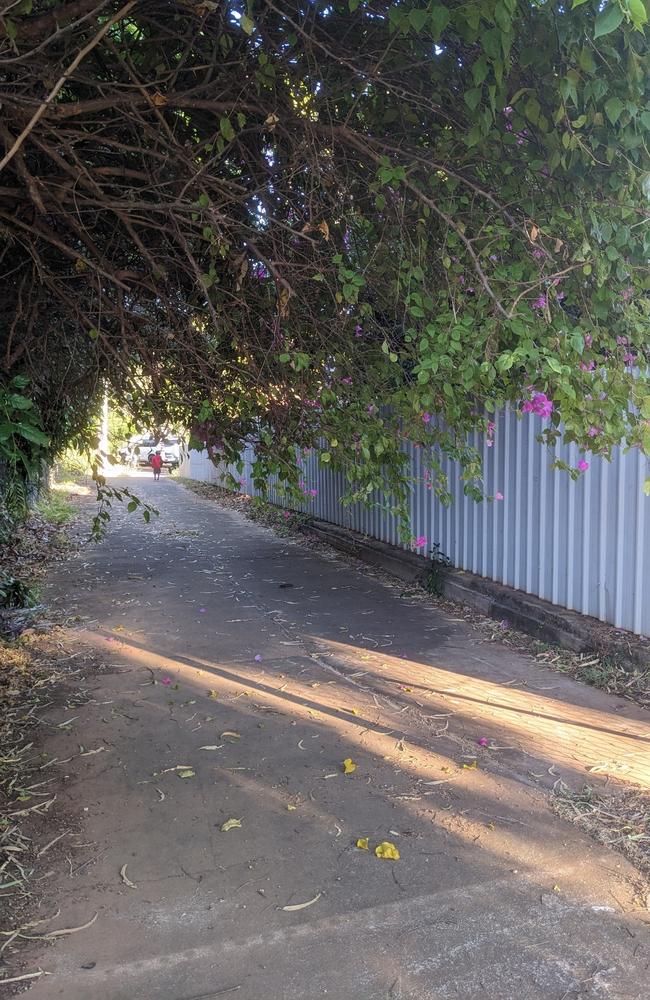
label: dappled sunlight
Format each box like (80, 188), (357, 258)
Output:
(52, 479), (92, 496)
(81, 630), (648, 905)
(308, 638), (650, 788)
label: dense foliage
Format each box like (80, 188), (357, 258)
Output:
(1, 0), (649, 520)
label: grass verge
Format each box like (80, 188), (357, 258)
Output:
(554, 782), (650, 886)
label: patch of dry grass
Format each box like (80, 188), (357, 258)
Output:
(554, 782), (650, 887)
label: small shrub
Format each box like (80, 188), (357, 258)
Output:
(0, 575), (35, 609)
(422, 542), (452, 596)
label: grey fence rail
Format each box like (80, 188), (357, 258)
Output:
(180, 410), (650, 638)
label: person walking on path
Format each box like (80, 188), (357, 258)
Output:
(150, 450), (163, 481)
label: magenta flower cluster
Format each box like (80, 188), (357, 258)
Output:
(521, 391), (554, 419)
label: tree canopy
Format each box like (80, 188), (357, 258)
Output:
(1, 0), (649, 518)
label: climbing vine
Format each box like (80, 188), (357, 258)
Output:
(0, 1), (648, 520)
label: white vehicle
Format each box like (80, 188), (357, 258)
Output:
(127, 434), (182, 470)
(158, 436), (181, 469)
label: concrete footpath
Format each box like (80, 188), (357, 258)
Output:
(26, 473), (650, 1000)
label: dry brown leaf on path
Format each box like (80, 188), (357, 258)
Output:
(282, 892), (321, 911)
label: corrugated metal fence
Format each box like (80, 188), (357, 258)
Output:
(180, 409), (650, 637)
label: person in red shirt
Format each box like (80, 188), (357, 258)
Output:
(150, 450), (163, 481)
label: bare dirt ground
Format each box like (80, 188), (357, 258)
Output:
(11, 472), (650, 1000)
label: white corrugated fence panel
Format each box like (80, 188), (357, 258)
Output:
(180, 410), (650, 637)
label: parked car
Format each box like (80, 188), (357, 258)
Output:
(158, 437), (181, 470)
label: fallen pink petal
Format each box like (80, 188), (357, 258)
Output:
(161, 677), (172, 686)
(477, 738), (490, 747)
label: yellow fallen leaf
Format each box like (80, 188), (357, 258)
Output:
(282, 892), (321, 911)
(207, 689), (219, 700)
(342, 758), (357, 774)
(220, 817), (242, 832)
(553, 884), (561, 893)
(375, 841), (400, 861)
(113, 624), (125, 632)
(356, 837), (369, 851)
(287, 804), (297, 811)
(220, 731), (240, 740)
(462, 760), (477, 770)
(178, 769), (195, 779)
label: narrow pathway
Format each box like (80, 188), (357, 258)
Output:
(28, 474), (650, 1000)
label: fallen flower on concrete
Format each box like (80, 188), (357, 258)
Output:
(342, 758), (357, 774)
(375, 841), (400, 860)
(356, 837), (369, 850)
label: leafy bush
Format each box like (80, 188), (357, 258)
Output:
(0, 575), (35, 610)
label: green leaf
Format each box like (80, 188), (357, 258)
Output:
(241, 13), (255, 34)
(628, 0), (648, 28)
(472, 57), (489, 86)
(594, 4), (624, 37)
(524, 97), (540, 124)
(604, 96), (624, 125)
(88, 327), (99, 341)
(220, 117), (235, 141)
(429, 4), (450, 39)
(464, 87), (483, 112)
(15, 423), (49, 447)
(320, 451), (331, 463)
(127, 500), (138, 512)
(644, 477), (650, 497)
(409, 8), (428, 31)
(8, 394), (33, 411)
(5, 19), (17, 41)
(572, 0), (591, 6)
